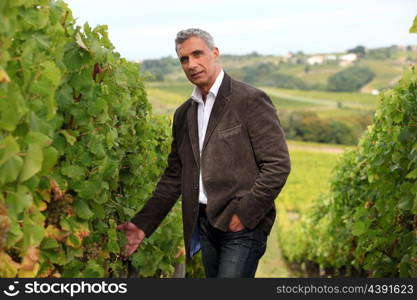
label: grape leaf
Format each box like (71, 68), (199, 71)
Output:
(41, 147), (58, 173)
(20, 144), (43, 182)
(0, 135), (20, 166)
(61, 165), (85, 181)
(5, 185), (33, 215)
(22, 213), (45, 251)
(74, 199), (93, 220)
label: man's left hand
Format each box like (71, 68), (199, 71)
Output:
(228, 214), (245, 232)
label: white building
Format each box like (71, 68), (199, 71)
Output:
(282, 52), (294, 62)
(339, 53), (358, 66)
(307, 55), (325, 65)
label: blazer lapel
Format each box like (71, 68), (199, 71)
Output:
(202, 73), (232, 153)
(187, 100), (200, 168)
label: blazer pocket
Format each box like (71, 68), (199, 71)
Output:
(218, 124), (242, 139)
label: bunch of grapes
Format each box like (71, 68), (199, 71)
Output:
(46, 194), (74, 227)
(84, 242), (100, 260)
(7, 247), (21, 263)
(395, 213), (415, 231)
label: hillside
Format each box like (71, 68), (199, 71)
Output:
(141, 45), (417, 94)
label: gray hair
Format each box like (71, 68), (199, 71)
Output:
(175, 28), (215, 54)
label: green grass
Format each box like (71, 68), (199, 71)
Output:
(270, 94), (321, 109)
(146, 82), (194, 115)
(146, 88), (186, 115)
(361, 59), (402, 75)
(146, 82), (193, 98)
(262, 87), (378, 107)
(146, 83), (377, 131)
(145, 83), (325, 115)
(360, 60), (404, 91)
(314, 107), (375, 121)
(278, 145), (343, 212)
(277, 64), (305, 76)
(299, 70), (335, 85)
(298, 64), (343, 85)
(287, 140), (354, 151)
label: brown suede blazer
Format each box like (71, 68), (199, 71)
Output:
(131, 73), (291, 258)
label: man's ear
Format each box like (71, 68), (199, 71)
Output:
(213, 47), (220, 60)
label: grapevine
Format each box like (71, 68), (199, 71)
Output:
(0, 0), (184, 278)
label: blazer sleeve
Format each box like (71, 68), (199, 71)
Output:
(130, 111), (182, 237)
(235, 90), (291, 229)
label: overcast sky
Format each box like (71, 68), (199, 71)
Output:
(65, 0), (417, 61)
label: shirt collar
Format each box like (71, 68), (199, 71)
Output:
(191, 69), (224, 104)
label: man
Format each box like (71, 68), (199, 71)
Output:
(117, 28), (291, 278)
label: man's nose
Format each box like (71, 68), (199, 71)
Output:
(188, 57), (198, 70)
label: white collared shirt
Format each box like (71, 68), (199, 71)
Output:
(190, 69), (224, 205)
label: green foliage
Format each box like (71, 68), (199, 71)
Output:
(141, 57), (181, 81)
(280, 66), (417, 277)
(365, 46), (397, 60)
(242, 63), (308, 90)
(0, 0), (185, 278)
(348, 45), (366, 57)
(185, 252), (205, 278)
(328, 66), (375, 92)
(276, 146), (341, 275)
(280, 111), (359, 145)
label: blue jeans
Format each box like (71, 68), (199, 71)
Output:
(198, 209), (267, 278)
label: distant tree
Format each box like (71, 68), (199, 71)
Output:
(241, 63), (308, 89)
(242, 63), (273, 84)
(295, 58), (304, 64)
(279, 111), (358, 145)
(366, 47), (393, 59)
(270, 73), (308, 89)
(327, 66), (375, 92)
(140, 56), (180, 81)
(326, 120), (357, 144)
(294, 51), (306, 64)
(348, 45), (366, 57)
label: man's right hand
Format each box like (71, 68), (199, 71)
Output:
(116, 222), (146, 256)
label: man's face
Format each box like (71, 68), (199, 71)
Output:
(177, 36), (219, 91)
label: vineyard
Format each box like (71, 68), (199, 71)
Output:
(278, 35), (417, 276)
(0, 0), (186, 277)
(1, 0), (417, 279)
